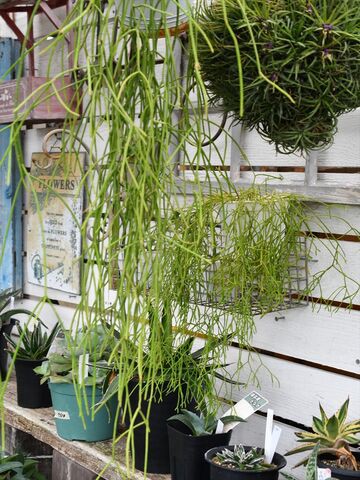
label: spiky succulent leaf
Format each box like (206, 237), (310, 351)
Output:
(306, 443), (320, 480)
(326, 414), (340, 440)
(337, 398), (349, 425)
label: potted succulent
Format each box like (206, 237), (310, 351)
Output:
(0, 289), (39, 380)
(205, 444), (287, 480)
(5, 320), (59, 408)
(286, 398), (360, 480)
(35, 325), (118, 442)
(167, 408), (244, 480)
(0, 451), (45, 479)
(102, 304), (241, 474)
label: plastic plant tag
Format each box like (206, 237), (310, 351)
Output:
(54, 410), (70, 420)
(216, 391), (268, 433)
(317, 468), (332, 480)
(78, 353), (89, 384)
(264, 409), (282, 464)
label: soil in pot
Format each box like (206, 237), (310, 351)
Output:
(318, 452), (360, 480)
(167, 422), (232, 480)
(125, 380), (195, 474)
(205, 446), (286, 480)
(15, 358), (52, 409)
(49, 382), (118, 442)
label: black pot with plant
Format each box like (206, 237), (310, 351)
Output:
(125, 380), (195, 474)
(0, 289), (38, 380)
(167, 409), (244, 480)
(102, 303), (241, 474)
(205, 445), (286, 480)
(5, 320), (59, 408)
(286, 398), (360, 480)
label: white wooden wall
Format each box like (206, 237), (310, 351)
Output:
(1, 10), (360, 478)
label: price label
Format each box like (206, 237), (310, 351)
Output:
(54, 410), (70, 420)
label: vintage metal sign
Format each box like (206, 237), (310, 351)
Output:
(27, 152), (85, 294)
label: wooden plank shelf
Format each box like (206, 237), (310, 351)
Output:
(3, 378), (170, 480)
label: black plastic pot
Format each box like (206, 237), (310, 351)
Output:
(126, 380), (195, 474)
(168, 423), (232, 480)
(15, 358), (52, 408)
(205, 446), (287, 480)
(0, 319), (16, 380)
(318, 452), (360, 480)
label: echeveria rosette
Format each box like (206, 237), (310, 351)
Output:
(196, 0), (360, 153)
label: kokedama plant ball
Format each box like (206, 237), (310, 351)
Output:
(196, 0), (360, 154)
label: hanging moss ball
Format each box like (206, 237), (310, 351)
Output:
(196, 0), (360, 154)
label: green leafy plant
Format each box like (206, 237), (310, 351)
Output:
(213, 444), (274, 471)
(196, 0), (360, 153)
(5, 322), (60, 361)
(34, 325), (116, 388)
(282, 443), (320, 480)
(0, 451), (45, 479)
(168, 408), (245, 436)
(286, 398), (360, 470)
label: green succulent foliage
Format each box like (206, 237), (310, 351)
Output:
(286, 398), (360, 457)
(196, 0), (360, 153)
(214, 445), (273, 471)
(282, 443), (320, 480)
(34, 325), (116, 386)
(0, 451), (45, 479)
(0, 289), (37, 329)
(5, 322), (60, 361)
(168, 409), (245, 436)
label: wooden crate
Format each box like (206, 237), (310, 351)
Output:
(0, 76), (80, 123)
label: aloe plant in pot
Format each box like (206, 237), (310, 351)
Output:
(5, 320), (59, 409)
(167, 408), (245, 480)
(35, 325), (118, 442)
(286, 398), (360, 480)
(0, 289), (40, 381)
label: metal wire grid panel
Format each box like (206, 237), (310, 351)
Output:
(114, 231), (309, 316)
(188, 233), (309, 315)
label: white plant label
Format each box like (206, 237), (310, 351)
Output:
(54, 410), (70, 420)
(78, 353), (89, 384)
(264, 409), (282, 464)
(318, 468), (332, 480)
(216, 391), (269, 433)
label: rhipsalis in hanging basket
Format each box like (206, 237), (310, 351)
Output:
(195, 0), (360, 153)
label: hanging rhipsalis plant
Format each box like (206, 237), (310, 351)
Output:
(196, 0), (360, 153)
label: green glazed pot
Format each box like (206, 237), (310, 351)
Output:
(49, 382), (117, 442)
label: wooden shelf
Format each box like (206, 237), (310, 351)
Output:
(3, 377), (170, 480)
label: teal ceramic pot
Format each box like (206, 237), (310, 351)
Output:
(49, 382), (117, 442)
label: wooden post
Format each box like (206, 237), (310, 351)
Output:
(0, 37), (22, 291)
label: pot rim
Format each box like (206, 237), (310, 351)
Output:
(14, 357), (47, 363)
(205, 446), (287, 474)
(318, 452), (360, 476)
(167, 423), (232, 439)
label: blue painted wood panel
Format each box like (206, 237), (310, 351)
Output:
(0, 37), (22, 291)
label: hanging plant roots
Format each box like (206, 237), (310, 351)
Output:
(196, 0), (360, 154)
